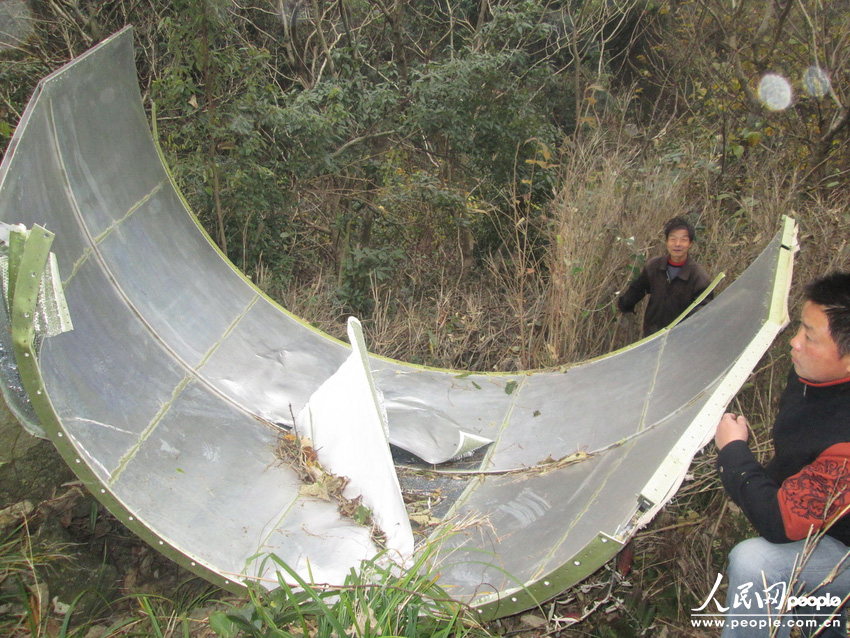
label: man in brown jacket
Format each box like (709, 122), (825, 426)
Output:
(617, 216), (712, 337)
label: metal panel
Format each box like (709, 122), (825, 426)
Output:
(0, 27), (797, 619)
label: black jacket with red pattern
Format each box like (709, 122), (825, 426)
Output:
(717, 370), (850, 544)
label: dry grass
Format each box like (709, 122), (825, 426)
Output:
(274, 132), (850, 380)
(257, 129), (850, 636)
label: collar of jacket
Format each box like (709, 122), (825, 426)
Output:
(799, 375), (850, 388)
(653, 255), (695, 280)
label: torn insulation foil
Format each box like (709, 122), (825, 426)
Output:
(298, 317), (414, 559)
(0, 26), (797, 619)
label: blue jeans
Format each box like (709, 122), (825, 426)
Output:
(721, 536), (850, 637)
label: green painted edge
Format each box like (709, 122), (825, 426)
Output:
(666, 271), (725, 330)
(8, 31), (803, 616)
(6, 227), (27, 304)
(471, 533), (624, 621)
(8, 224), (250, 594)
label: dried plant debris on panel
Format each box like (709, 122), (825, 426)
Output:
(275, 431), (386, 547)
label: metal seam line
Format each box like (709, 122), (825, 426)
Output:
(46, 97), (276, 428)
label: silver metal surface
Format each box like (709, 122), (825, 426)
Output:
(0, 26), (797, 618)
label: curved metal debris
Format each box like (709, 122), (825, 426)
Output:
(0, 27), (797, 619)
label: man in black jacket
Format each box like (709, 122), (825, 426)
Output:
(617, 216), (712, 337)
(714, 271), (850, 637)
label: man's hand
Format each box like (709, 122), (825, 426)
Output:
(715, 413), (749, 451)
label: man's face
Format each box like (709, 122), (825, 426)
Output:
(666, 228), (692, 263)
(790, 301), (850, 383)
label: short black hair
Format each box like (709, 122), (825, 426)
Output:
(664, 216), (695, 241)
(804, 271), (850, 358)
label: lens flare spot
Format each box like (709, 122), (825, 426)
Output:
(758, 74), (792, 111)
(803, 66), (830, 98)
